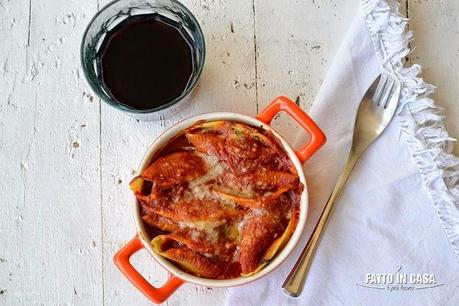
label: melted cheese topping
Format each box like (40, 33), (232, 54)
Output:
(178, 220), (225, 243)
(136, 121), (301, 279)
(188, 154), (222, 188)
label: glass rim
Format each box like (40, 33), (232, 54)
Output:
(80, 0), (206, 114)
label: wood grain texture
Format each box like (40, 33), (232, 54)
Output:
(0, 0), (102, 304)
(1, 0), (459, 305)
(0, 2), (33, 304)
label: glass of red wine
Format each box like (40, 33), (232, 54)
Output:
(81, 0), (205, 120)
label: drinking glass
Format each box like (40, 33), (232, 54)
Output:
(81, 0), (205, 121)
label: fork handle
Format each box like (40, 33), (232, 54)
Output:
(282, 151), (361, 297)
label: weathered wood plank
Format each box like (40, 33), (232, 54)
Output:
(98, 0), (256, 304)
(0, 1), (33, 304)
(0, 0), (102, 304)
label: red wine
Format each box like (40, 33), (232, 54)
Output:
(98, 14), (195, 110)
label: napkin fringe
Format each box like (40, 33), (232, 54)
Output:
(362, 0), (459, 256)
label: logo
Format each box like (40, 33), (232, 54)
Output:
(356, 266), (445, 292)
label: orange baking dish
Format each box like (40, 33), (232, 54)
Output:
(114, 96), (326, 303)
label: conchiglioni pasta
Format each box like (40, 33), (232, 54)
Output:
(130, 120), (302, 279)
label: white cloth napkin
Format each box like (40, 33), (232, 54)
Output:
(226, 1), (459, 305)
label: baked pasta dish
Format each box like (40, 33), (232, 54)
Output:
(130, 120), (302, 279)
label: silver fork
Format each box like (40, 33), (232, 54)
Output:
(282, 74), (402, 297)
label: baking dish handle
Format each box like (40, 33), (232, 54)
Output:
(256, 96), (326, 163)
(114, 235), (184, 304)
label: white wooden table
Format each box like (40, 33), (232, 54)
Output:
(1, 0), (458, 305)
